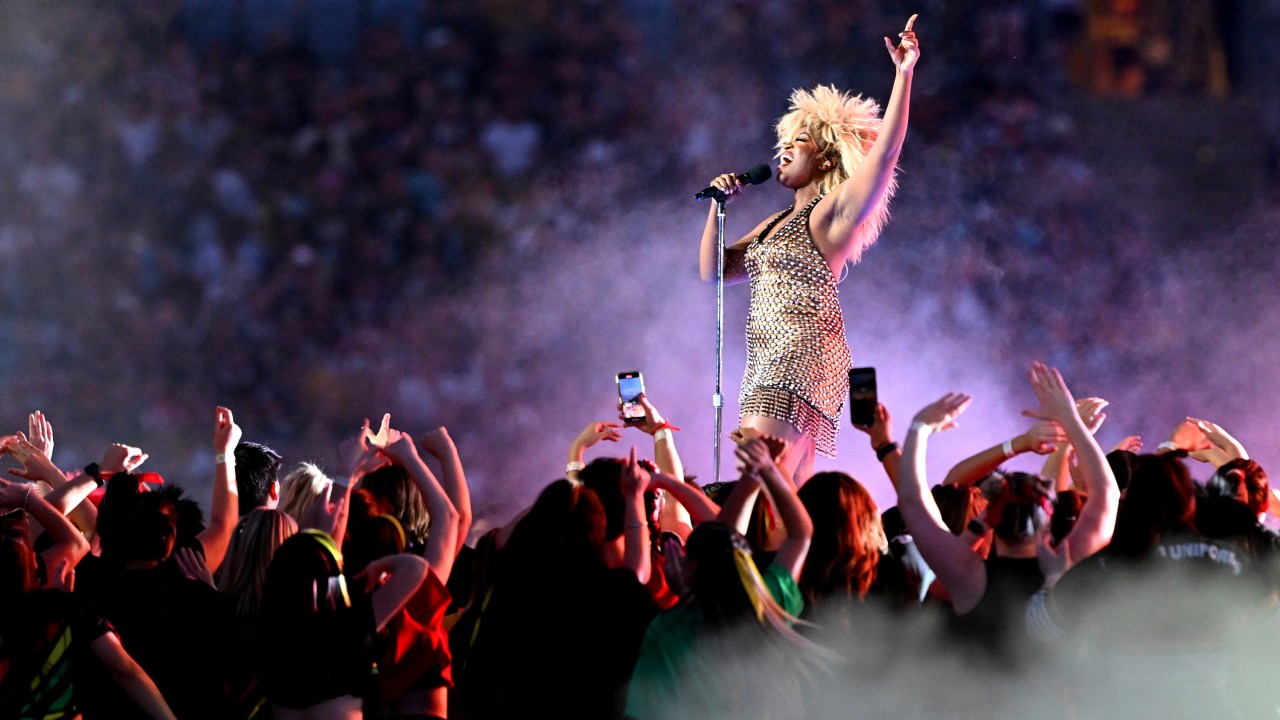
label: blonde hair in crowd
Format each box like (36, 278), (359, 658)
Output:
(217, 508), (298, 619)
(774, 84), (898, 265)
(278, 461), (333, 523)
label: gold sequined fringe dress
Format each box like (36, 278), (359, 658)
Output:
(740, 195), (852, 458)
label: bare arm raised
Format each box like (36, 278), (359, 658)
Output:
(199, 407), (241, 575)
(896, 392), (990, 615)
(811, 14), (920, 267)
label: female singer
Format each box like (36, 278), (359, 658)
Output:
(699, 14), (920, 484)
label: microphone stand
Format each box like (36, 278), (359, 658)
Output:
(712, 194), (727, 485)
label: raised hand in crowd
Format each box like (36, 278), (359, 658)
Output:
(618, 446), (654, 584)
(420, 426), (472, 557)
(2, 432), (101, 537)
(381, 421), (462, 583)
(1111, 435), (1144, 453)
(1185, 417), (1249, 468)
(719, 428), (790, 539)
(1025, 363), (1119, 561)
(4, 433), (65, 487)
(626, 395), (685, 482)
(734, 435), (813, 580)
(203, 406), (243, 574)
(942, 418), (1068, 488)
(340, 417), (390, 483)
(0, 475), (90, 581)
(852, 403), (902, 489)
(1162, 418), (1214, 455)
(27, 410), (54, 460)
(567, 420), (624, 479)
(1037, 396), (1108, 492)
(895, 391), (990, 613)
(100, 442), (150, 474)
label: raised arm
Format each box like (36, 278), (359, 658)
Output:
(716, 472), (763, 538)
(942, 420), (1066, 486)
(852, 403), (903, 490)
(42, 443), (150, 534)
(27, 411), (54, 461)
(1026, 364), (1119, 564)
(897, 392), (990, 615)
(383, 428), (461, 584)
(1185, 417), (1249, 469)
(618, 447), (653, 585)
(566, 420), (622, 480)
(716, 430), (788, 535)
(628, 396), (693, 538)
(814, 14), (919, 262)
(648, 470), (719, 532)
(629, 396), (684, 481)
(421, 427), (472, 556)
(198, 407), (242, 575)
(0, 477), (90, 574)
(736, 437), (812, 580)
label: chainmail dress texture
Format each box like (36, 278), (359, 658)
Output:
(740, 195), (852, 457)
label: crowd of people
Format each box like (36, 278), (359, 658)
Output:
(2, 366), (1278, 718)
(1, 1), (1273, 516)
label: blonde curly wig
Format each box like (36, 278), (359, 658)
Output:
(775, 85), (898, 264)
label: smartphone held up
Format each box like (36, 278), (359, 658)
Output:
(848, 367), (877, 428)
(617, 371), (646, 424)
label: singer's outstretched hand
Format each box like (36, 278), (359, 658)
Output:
(885, 14), (921, 73)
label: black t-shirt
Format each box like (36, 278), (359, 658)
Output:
(453, 564), (656, 720)
(0, 590), (111, 718)
(948, 555), (1044, 664)
(258, 587), (377, 709)
(77, 560), (242, 719)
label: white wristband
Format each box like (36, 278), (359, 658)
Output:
(1001, 439), (1016, 459)
(566, 460), (585, 474)
(654, 428), (674, 443)
(215, 453), (233, 466)
(909, 421), (931, 433)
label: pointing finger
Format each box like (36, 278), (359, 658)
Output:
(905, 13), (918, 32)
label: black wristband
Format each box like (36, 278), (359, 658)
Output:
(83, 463), (105, 488)
(966, 518), (988, 536)
(874, 441), (899, 462)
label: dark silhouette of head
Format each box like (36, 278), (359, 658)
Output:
(234, 441), (284, 516)
(1207, 458), (1269, 516)
(1110, 454), (1197, 559)
(260, 529), (349, 630)
(97, 474), (183, 565)
(684, 521), (760, 629)
(359, 464), (428, 548)
(980, 471), (1053, 543)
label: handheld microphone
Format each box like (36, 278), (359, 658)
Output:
(694, 164), (772, 201)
